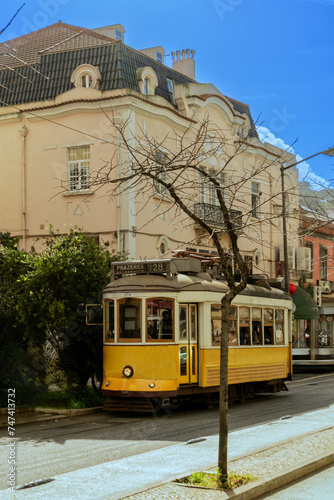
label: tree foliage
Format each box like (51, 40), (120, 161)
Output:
(0, 227), (121, 389)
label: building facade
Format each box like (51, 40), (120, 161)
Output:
(294, 212), (334, 363)
(0, 21), (300, 279)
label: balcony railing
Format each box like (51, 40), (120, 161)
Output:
(194, 203), (242, 228)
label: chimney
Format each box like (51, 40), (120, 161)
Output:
(171, 49), (195, 80)
(93, 24), (125, 42)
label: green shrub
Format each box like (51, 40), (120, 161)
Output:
(35, 386), (104, 409)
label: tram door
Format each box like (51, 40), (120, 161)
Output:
(179, 304), (198, 385)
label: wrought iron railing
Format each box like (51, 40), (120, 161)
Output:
(194, 203), (242, 228)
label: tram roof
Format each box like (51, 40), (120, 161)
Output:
(103, 273), (291, 301)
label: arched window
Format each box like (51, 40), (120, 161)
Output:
(71, 64), (101, 90)
(136, 67), (158, 96)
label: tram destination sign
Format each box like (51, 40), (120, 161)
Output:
(111, 258), (201, 279)
(111, 260), (170, 277)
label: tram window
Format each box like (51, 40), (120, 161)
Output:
(239, 307), (251, 345)
(229, 306), (238, 345)
(179, 305), (187, 340)
(180, 346), (187, 376)
(275, 309), (284, 344)
(146, 298), (174, 341)
(192, 346), (196, 375)
(264, 308), (274, 344)
(252, 308), (263, 345)
(211, 304), (221, 346)
(118, 299), (141, 341)
(190, 305), (197, 340)
(211, 305), (237, 346)
(104, 300), (114, 343)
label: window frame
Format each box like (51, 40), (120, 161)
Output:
(117, 298), (142, 342)
(251, 181), (260, 218)
(275, 309), (285, 345)
(320, 245), (328, 280)
(154, 151), (169, 195)
(104, 300), (115, 343)
(146, 298), (174, 342)
(67, 145), (90, 192)
(211, 304), (238, 346)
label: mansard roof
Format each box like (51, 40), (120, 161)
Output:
(0, 21), (258, 137)
(0, 21), (193, 107)
(0, 21), (115, 67)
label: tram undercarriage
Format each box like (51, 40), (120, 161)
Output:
(103, 379), (288, 413)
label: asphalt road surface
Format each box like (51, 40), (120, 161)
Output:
(1, 371), (334, 489)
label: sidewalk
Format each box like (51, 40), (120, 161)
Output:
(1, 405), (334, 499)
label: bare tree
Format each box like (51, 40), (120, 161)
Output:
(83, 113), (294, 479)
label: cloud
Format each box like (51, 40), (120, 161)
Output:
(257, 126), (329, 189)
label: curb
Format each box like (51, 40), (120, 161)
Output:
(210, 449), (334, 499)
(33, 406), (103, 417)
(123, 426), (334, 500)
(0, 406), (103, 428)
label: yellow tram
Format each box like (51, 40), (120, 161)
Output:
(101, 258), (293, 412)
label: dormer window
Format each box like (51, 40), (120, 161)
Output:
(144, 78), (149, 95)
(156, 51), (163, 63)
(166, 78), (173, 93)
(115, 28), (123, 40)
(81, 74), (93, 88)
(71, 64), (101, 90)
(136, 67), (158, 96)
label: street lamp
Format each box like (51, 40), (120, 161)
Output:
(281, 146), (334, 294)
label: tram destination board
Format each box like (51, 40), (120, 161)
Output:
(111, 260), (170, 278)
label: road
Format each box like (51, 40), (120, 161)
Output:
(1, 371), (334, 490)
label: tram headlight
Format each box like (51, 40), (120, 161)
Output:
(149, 382), (155, 388)
(105, 381), (110, 387)
(123, 366), (134, 378)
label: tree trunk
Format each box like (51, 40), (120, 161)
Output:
(218, 295), (230, 479)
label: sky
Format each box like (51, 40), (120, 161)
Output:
(1, 0), (334, 187)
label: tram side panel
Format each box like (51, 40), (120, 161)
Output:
(199, 346), (291, 388)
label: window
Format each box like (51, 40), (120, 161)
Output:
(81, 74), (93, 88)
(167, 78), (173, 93)
(275, 309), (284, 344)
(71, 64), (101, 90)
(118, 298), (141, 341)
(146, 298), (174, 341)
(252, 308), (263, 345)
(303, 242), (313, 278)
(229, 306), (238, 345)
(199, 169), (227, 205)
(264, 308), (274, 344)
(320, 246), (328, 280)
(115, 29), (123, 40)
(156, 51), (163, 63)
(211, 305), (238, 346)
(239, 307), (251, 345)
(67, 146), (90, 191)
(144, 77), (149, 95)
(104, 301), (115, 343)
(154, 151), (168, 195)
(251, 182), (260, 218)
(136, 67), (158, 95)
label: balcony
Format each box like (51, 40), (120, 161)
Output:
(194, 203), (242, 228)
